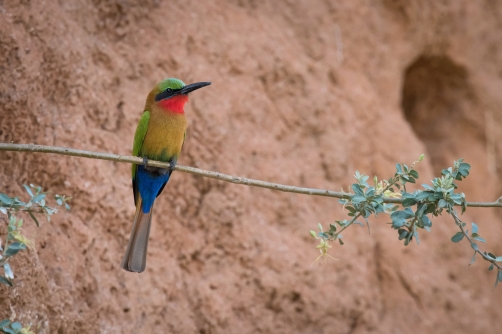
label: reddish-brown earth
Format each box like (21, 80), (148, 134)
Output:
(1, 1), (502, 333)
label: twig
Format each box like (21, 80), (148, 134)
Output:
(1, 143), (502, 207)
(451, 210), (502, 271)
(336, 213), (362, 236)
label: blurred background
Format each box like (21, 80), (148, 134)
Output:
(1, 0), (502, 333)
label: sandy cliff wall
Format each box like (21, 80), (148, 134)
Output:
(1, 0), (502, 333)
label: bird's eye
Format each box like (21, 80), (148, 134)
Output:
(166, 88), (172, 93)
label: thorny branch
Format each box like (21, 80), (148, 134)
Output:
(1, 143), (501, 208)
(451, 210), (502, 271)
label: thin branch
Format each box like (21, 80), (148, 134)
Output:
(1, 143), (502, 207)
(336, 213), (362, 236)
(451, 210), (502, 271)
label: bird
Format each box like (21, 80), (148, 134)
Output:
(121, 78), (211, 273)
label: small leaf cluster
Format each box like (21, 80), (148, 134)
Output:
(0, 216), (28, 287)
(451, 222), (485, 244)
(450, 212), (502, 288)
(389, 160), (470, 246)
(0, 185), (70, 332)
(0, 320), (34, 334)
(0, 184), (71, 226)
(310, 156), (502, 288)
(486, 254), (502, 289)
(309, 156), (425, 259)
(0, 185), (70, 286)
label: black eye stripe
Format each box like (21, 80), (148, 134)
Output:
(155, 88), (180, 101)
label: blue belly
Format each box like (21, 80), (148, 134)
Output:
(136, 165), (171, 213)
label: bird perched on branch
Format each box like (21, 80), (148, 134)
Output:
(121, 78), (211, 273)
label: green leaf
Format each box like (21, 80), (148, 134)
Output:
(471, 242), (479, 251)
(422, 184), (434, 191)
(402, 193), (415, 199)
(3, 264), (13, 279)
(451, 232), (464, 243)
(496, 257), (502, 262)
(2, 326), (16, 334)
(28, 211), (39, 227)
(469, 251), (476, 265)
(421, 215), (432, 227)
(415, 191), (430, 201)
(0, 320), (11, 328)
(391, 210), (415, 220)
(5, 242), (26, 257)
(471, 222), (478, 234)
(461, 198), (467, 214)
(458, 163), (471, 177)
(0, 275), (12, 286)
(450, 194), (462, 204)
(352, 184), (364, 196)
(402, 198), (417, 207)
(10, 322), (21, 331)
(398, 229), (408, 240)
(409, 170), (419, 178)
(396, 164), (403, 174)
(338, 238), (344, 245)
(488, 264), (494, 271)
(22, 184), (33, 197)
(473, 236), (487, 243)
(32, 193), (46, 203)
(309, 230), (317, 239)
(351, 195), (366, 204)
(499, 271), (502, 283)
(438, 199), (447, 208)
(392, 219), (405, 228)
(487, 253), (497, 259)
(0, 193), (12, 205)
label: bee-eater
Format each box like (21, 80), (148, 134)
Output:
(121, 78), (211, 273)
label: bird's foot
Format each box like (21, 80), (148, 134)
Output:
(169, 160), (177, 172)
(142, 156), (149, 167)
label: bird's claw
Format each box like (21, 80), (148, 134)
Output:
(169, 160), (176, 171)
(142, 156), (149, 167)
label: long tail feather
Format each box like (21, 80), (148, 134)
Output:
(121, 198), (153, 273)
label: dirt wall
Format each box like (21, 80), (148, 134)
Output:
(1, 0), (502, 333)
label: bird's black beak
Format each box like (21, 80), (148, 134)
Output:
(179, 82), (211, 95)
(155, 82), (211, 101)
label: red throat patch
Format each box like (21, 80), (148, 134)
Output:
(158, 95), (188, 114)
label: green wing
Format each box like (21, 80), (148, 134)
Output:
(132, 111), (150, 205)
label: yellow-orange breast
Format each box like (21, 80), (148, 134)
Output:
(140, 108), (187, 162)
